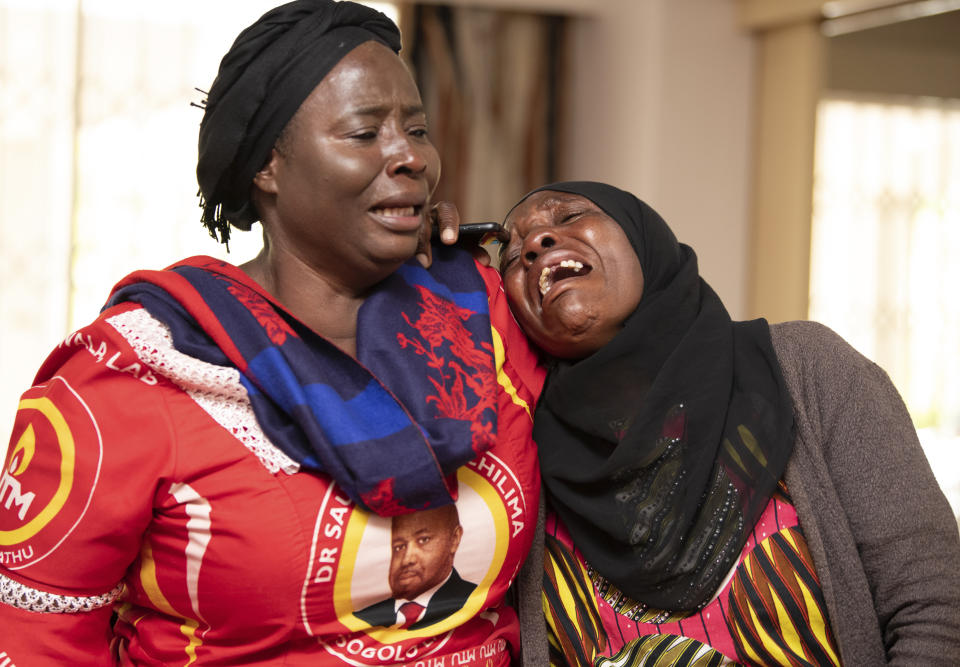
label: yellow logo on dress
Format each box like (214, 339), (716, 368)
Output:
(0, 398), (76, 545)
(0, 378), (102, 569)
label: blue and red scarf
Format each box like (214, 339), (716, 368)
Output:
(106, 247), (497, 516)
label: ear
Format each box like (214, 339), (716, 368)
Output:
(252, 148), (282, 195)
(449, 524), (463, 554)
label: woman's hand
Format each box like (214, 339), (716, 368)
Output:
(416, 201), (496, 269)
(416, 201), (461, 268)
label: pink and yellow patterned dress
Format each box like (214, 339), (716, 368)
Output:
(543, 484), (843, 666)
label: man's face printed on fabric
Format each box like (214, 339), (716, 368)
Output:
(388, 505), (463, 600)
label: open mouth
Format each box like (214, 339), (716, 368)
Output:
(538, 259), (591, 300)
(371, 205), (421, 218)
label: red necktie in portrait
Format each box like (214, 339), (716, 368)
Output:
(398, 601), (425, 628)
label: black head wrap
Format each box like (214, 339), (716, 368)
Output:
(196, 0), (401, 244)
(515, 181), (795, 612)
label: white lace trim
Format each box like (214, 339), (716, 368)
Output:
(0, 571), (123, 613)
(106, 308), (299, 475)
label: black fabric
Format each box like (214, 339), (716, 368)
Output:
(523, 181), (795, 612)
(196, 0), (401, 242)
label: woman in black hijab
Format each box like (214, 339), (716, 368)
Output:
(0, 2), (544, 664)
(499, 182), (960, 665)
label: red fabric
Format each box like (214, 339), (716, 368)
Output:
(0, 260), (543, 666)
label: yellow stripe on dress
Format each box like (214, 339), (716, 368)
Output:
(543, 535), (606, 666)
(491, 325), (533, 419)
(728, 527), (841, 666)
(139, 540), (202, 666)
(595, 634), (731, 667)
(746, 602), (794, 665)
(794, 570), (843, 665)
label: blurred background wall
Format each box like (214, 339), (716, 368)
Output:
(1, 0), (957, 521)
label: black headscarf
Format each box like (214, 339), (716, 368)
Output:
(521, 181), (795, 612)
(196, 0), (401, 244)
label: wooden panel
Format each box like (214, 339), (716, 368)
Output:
(738, 0), (930, 29)
(738, 0), (825, 29)
(820, 0), (923, 18)
(407, 0), (594, 15)
(747, 21), (825, 322)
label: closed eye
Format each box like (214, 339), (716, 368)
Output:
(499, 248), (519, 272)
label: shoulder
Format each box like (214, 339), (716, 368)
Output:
(440, 568), (478, 599)
(32, 303), (156, 386)
(18, 302), (193, 470)
(20, 301), (180, 447)
(770, 320), (862, 363)
(768, 320), (905, 442)
(357, 597), (396, 614)
(768, 320), (881, 390)
(354, 597), (397, 627)
(448, 567), (477, 588)
(770, 320), (916, 460)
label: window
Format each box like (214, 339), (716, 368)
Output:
(0, 0), (396, 448)
(809, 94), (960, 518)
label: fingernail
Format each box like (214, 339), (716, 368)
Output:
(416, 253), (429, 267)
(441, 228), (456, 243)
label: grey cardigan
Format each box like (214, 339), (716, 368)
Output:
(518, 321), (960, 665)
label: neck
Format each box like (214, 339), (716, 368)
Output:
(240, 248), (371, 358)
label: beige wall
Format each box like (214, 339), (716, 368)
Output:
(745, 19), (823, 323)
(414, 0), (757, 317)
(562, 0), (756, 318)
(0, 0), (757, 454)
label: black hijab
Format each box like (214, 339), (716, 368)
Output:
(196, 0), (401, 243)
(523, 181), (795, 612)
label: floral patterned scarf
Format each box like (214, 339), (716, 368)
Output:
(106, 247), (496, 516)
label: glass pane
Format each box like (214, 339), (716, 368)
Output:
(0, 3), (77, 444)
(0, 1), (397, 452)
(810, 95), (960, 521)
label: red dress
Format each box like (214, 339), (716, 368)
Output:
(0, 259), (544, 666)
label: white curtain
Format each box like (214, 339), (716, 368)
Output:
(0, 1), (397, 447)
(809, 93), (960, 519)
